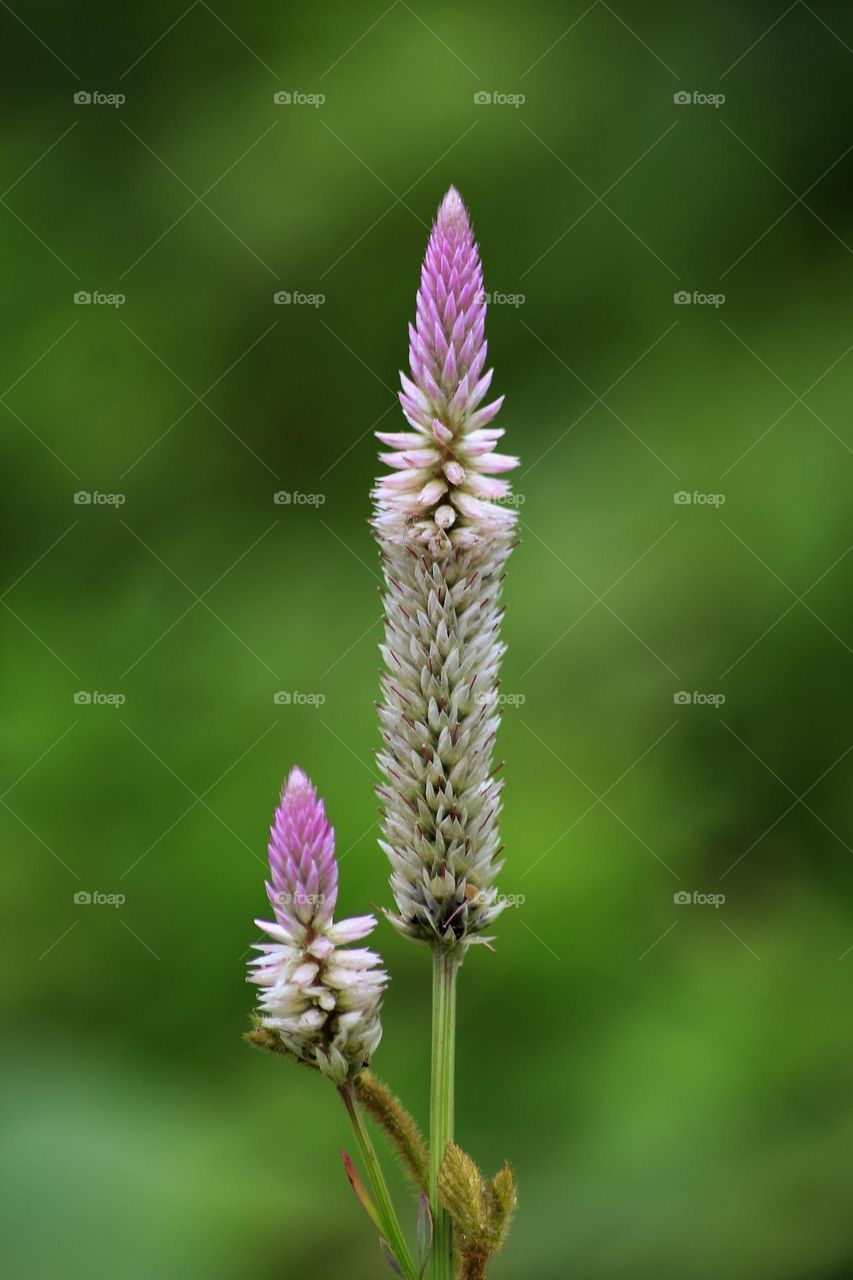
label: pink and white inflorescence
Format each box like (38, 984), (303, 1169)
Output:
(248, 767), (387, 1082)
(373, 186), (518, 555)
(373, 188), (519, 949)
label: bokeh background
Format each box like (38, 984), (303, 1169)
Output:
(3, 2), (853, 1277)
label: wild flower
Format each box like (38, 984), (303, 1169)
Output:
(248, 766), (386, 1084)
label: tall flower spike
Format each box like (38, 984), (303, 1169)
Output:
(248, 767), (387, 1082)
(373, 188), (519, 948)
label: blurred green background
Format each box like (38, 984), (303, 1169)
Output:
(3, 2), (853, 1277)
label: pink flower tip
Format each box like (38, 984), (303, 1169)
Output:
(284, 765), (311, 797)
(437, 185), (469, 234)
(267, 765), (338, 929)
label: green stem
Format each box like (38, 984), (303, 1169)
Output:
(341, 1081), (419, 1279)
(430, 947), (459, 1280)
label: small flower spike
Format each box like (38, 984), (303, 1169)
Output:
(248, 767), (387, 1083)
(373, 189), (519, 949)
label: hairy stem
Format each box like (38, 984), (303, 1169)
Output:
(340, 1082), (419, 1280)
(430, 948), (459, 1280)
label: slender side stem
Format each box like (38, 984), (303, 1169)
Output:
(430, 947), (459, 1280)
(341, 1082), (419, 1280)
